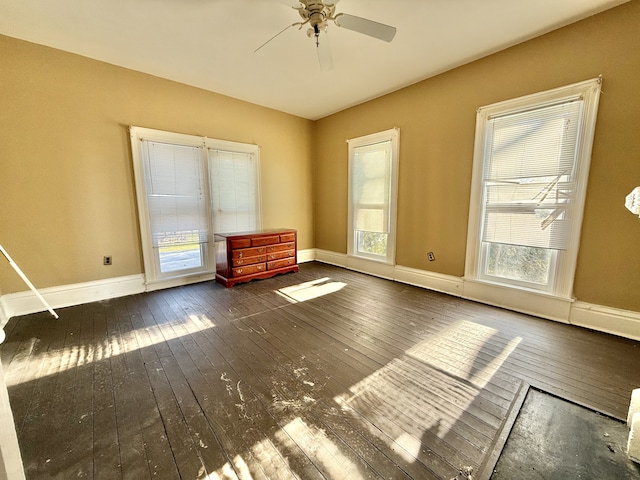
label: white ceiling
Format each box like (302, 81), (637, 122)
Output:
(0, 0), (628, 120)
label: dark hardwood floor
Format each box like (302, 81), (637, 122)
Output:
(1, 262), (639, 479)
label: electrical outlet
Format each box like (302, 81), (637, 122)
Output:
(427, 252), (435, 261)
(103, 255), (112, 265)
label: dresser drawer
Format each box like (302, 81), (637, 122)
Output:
(232, 263), (265, 277)
(232, 246), (266, 258)
(267, 250), (295, 261)
(232, 254), (266, 267)
(266, 242), (295, 253)
(251, 235), (280, 247)
(230, 238), (251, 249)
(279, 233), (296, 243)
(267, 258), (296, 270)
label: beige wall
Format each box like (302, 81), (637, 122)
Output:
(2, 2), (639, 313)
(314, 1), (640, 312)
(0, 35), (314, 293)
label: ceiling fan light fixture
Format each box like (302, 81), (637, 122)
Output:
(255, 0), (396, 67)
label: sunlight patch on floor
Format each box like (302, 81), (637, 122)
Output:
(202, 416), (367, 480)
(275, 277), (347, 303)
(333, 320), (521, 465)
(407, 320), (522, 389)
(4, 313), (217, 387)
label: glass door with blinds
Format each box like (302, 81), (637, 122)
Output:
(130, 127), (261, 286)
(142, 140), (210, 275)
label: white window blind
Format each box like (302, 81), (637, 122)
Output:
(142, 141), (209, 247)
(481, 100), (584, 251)
(352, 141), (392, 234)
(208, 149), (258, 234)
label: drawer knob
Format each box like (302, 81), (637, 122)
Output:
(237, 259), (243, 265)
(238, 252), (243, 258)
(237, 268), (243, 274)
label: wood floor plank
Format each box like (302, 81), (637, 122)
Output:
(91, 306), (122, 480)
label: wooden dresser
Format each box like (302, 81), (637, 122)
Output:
(214, 229), (298, 287)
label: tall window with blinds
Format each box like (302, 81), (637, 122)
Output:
(466, 78), (601, 296)
(348, 128), (399, 264)
(130, 127), (261, 286)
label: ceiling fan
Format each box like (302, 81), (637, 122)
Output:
(255, 0), (397, 71)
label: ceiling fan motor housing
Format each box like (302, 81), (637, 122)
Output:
(298, 1), (336, 31)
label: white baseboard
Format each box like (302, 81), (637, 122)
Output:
(297, 249), (316, 264)
(463, 278), (573, 324)
(0, 297), (9, 330)
(394, 265), (464, 298)
(570, 302), (640, 342)
(315, 249), (348, 267)
(1, 274), (145, 319)
(2, 251), (638, 342)
(311, 249), (640, 342)
(0, 249), (323, 319)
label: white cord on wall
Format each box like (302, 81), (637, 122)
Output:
(0, 244), (58, 319)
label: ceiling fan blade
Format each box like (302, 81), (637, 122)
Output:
(316, 32), (333, 71)
(334, 13), (396, 42)
(254, 22), (301, 54)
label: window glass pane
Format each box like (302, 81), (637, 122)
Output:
(357, 231), (388, 257)
(485, 242), (552, 285)
(158, 243), (203, 273)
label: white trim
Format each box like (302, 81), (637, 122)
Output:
(462, 278), (573, 323)
(0, 357), (26, 480)
(1, 254), (638, 342)
(393, 265), (464, 298)
(570, 302), (640, 341)
(0, 298), (9, 330)
(144, 273), (216, 292)
(0, 249), (315, 316)
(315, 249), (348, 267)
(312, 249), (638, 341)
(346, 256), (395, 280)
(1, 275), (145, 319)
(297, 249), (316, 264)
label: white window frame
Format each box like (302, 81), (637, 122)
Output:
(464, 78), (602, 299)
(347, 128), (400, 265)
(130, 126), (261, 288)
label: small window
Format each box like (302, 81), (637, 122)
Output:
(347, 128), (400, 264)
(465, 78), (601, 297)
